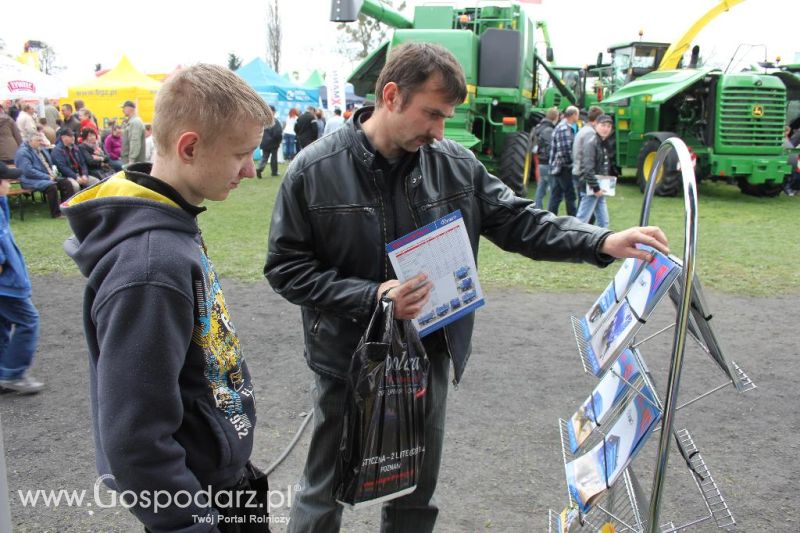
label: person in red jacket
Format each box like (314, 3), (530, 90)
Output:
(78, 108), (99, 141)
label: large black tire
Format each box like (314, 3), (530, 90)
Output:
(737, 177), (783, 197)
(636, 138), (682, 197)
(499, 132), (531, 197)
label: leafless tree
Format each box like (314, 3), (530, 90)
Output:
(39, 45), (58, 75)
(266, 0), (282, 72)
(337, 0), (406, 62)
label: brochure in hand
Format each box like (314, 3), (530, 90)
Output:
(567, 349), (644, 453)
(565, 382), (661, 513)
(586, 175), (617, 196)
(386, 210), (485, 337)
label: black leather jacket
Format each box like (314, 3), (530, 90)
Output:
(265, 107), (614, 383)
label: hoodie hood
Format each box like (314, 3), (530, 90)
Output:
(63, 171), (198, 277)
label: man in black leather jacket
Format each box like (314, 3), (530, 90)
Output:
(265, 43), (668, 533)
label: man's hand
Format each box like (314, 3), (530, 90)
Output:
(593, 189), (604, 198)
(600, 226), (669, 260)
(377, 273), (432, 320)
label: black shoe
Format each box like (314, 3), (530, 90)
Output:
(256, 170), (263, 179)
(271, 173), (280, 177)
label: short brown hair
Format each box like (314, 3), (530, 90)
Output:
(153, 64), (273, 157)
(374, 42), (467, 109)
(587, 106), (604, 122)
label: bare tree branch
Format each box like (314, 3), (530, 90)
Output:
(266, 0), (282, 72)
(336, 0), (406, 62)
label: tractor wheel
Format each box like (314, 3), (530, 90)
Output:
(636, 138), (682, 197)
(737, 177), (783, 197)
(499, 131), (531, 197)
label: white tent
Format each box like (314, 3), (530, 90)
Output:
(0, 55), (67, 100)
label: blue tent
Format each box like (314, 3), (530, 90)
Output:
(237, 58), (319, 120)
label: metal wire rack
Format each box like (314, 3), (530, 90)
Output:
(547, 139), (755, 532)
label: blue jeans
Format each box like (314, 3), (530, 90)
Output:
(283, 134), (297, 160)
(548, 166), (577, 216)
(576, 191), (610, 228)
(533, 164), (551, 209)
(0, 297), (40, 380)
(288, 349), (449, 533)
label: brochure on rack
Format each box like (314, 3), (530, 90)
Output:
(565, 381), (662, 513)
(581, 256), (646, 338)
(386, 210), (484, 337)
(567, 348), (645, 453)
(583, 245), (681, 376)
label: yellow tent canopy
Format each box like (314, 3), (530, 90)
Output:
(67, 55), (161, 128)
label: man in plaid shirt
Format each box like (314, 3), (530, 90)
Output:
(548, 106), (580, 215)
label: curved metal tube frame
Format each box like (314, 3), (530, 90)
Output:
(639, 138), (699, 532)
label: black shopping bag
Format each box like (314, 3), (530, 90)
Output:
(336, 297), (429, 509)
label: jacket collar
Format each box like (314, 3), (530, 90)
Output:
(344, 106), (377, 171)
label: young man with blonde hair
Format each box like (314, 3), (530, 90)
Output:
(63, 64), (273, 532)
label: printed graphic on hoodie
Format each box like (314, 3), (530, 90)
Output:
(193, 249), (254, 439)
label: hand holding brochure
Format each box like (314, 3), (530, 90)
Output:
(386, 210), (484, 337)
(587, 176), (616, 196)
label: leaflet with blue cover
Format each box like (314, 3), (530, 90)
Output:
(583, 245), (681, 375)
(565, 382), (661, 513)
(581, 256), (645, 338)
(567, 349), (644, 453)
(386, 210), (485, 337)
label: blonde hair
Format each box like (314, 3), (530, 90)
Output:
(153, 64), (273, 156)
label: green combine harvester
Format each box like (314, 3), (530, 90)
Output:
(330, 0), (575, 196)
(593, 40), (791, 197)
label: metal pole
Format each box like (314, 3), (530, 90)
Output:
(639, 138), (699, 532)
(0, 416), (12, 533)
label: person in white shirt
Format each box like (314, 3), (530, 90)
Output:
(16, 104), (38, 142)
(144, 124), (155, 162)
(282, 108), (299, 160)
(323, 108), (345, 136)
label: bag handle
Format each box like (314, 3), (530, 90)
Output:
(361, 294), (396, 345)
(379, 296), (395, 345)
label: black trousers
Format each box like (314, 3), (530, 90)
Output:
(145, 463), (271, 533)
(257, 147), (279, 176)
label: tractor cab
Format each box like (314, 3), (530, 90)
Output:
(604, 41), (671, 93)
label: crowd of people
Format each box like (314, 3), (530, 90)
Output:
(0, 46), (672, 533)
(533, 104), (617, 228)
(275, 105), (349, 165)
(0, 98), (152, 218)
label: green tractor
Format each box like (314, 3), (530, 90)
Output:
(330, 0), (576, 196)
(594, 40), (791, 197)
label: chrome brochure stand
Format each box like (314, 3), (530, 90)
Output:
(548, 138), (756, 532)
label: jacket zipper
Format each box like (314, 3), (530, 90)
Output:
(371, 169), (389, 280)
(404, 170), (458, 388)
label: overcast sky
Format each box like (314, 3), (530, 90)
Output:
(2, 0), (797, 86)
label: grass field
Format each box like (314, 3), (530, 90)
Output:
(9, 164), (799, 296)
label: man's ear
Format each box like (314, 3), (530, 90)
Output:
(383, 82), (402, 112)
(176, 132), (200, 163)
